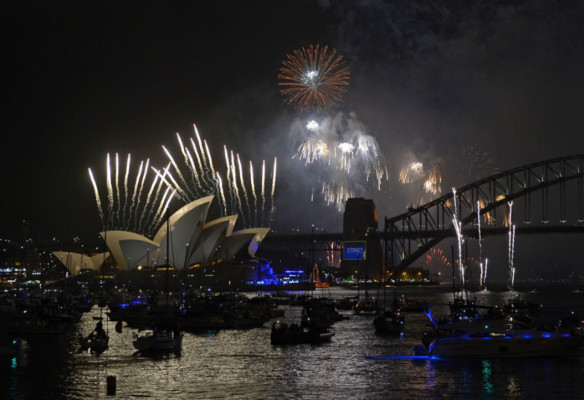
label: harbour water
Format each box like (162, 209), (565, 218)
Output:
(2, 284), (584, 399)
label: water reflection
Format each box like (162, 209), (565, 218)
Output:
(481, 360), (494, 398)
(3, 286), (584, 399)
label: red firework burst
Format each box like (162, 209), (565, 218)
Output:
(278, 44), (350, 111)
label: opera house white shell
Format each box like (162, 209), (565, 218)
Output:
(51, 251), (110, 276)
(53, 196), (270, 274)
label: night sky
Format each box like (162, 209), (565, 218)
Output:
(2, 1), (583, 274)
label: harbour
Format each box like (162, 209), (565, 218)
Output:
(3, 284), (584, 399)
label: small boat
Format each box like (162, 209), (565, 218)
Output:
(354, 296), (378, 315)
(373, 308), (405, 334)
(270, 321), (334, 345)
(78, 320), (109, 355)
(335, 296), (359, 311)
(133, 327), (182, 355)
(414, 319), (579, 358)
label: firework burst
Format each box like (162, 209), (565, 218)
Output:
(278, 44), (350, 111)
(399, 155), (443, 208)
(291, 112), (387, 211)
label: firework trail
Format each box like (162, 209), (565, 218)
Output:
(278, 44), (350, 111)
(229, 150), (245, 226)
(249, 161), (257, 226)
(483, 258), (488, 288)
(106, 153), (114, 228)
(153, 161), (189, 203)
(223, 145), (235, 213)
(511, 224), (516, 288)
(139, 165), (172, 235)
(452, 188), (465, 290)
(129, 160), (144, 228)
(237, 154), (251, 227)
(261, 160), (266, 224)
(174, 133), (198, 198)
(189, 137), (206, 187)
(270, 157), (277, 222)
(507, 201), (514, 288)
(136, 167), (163, 234)
(133, 159), (150, 227)
(477, 200), (485, 288)
(204, 141), (216, 180)
(204, 143), (219, 191)
(163, 144), (194, 201)
(216, 172), (227, 216)
(88, 168), (104, 226)
(122, 154), (131, 226)
(184, 147), (202, 195)
(115, 153), (121, 222)
(151, 187), (176, 229)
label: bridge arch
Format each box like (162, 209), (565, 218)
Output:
(383, 154), (584, 276)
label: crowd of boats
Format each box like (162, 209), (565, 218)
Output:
(1, 284), (583, 359)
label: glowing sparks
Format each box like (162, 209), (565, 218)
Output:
(291, 112), (387, 211)
(278, 44), (350, 111)
(508, 201), (516, 288)
(88, 168), (103, 223)
(89, 125), (277, 236)
(399, 158), (443, 208)
(157, 125), (277, 228)
(399, 162), (424, 184)
(451, 188), (466, 291)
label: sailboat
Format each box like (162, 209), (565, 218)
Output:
(79, 232), (109, 355)
(133, 208), (182, 356)
(78, 317), (109, 355)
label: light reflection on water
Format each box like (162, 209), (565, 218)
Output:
(2, 285), (584, 399)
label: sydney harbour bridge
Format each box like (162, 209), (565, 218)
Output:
(257, 154), (584, 276)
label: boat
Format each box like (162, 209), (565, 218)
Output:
(353, 294), (378, 315)
(301, 297), (346, 330)
(133, 327), (183, 355)
(132, 209), (182, 356)
(78, 319), (109, 355)
(414, 318), (580, 358)
(334, 295), (359, 311)
(373, 308), (405, 334)
(270, 321), (334, 345)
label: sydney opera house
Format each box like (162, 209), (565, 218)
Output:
(53, 195), (272, 288)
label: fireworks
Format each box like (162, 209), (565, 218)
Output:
(156, 127), (277, 229)
(424, 248), (452, 269)
(447, 144), (499, 187)
(399, 162), (424, 184)
(278, 44), (350, 111)
(399, 157), (443, 208)
(89, 125), (277, 237)
(88, 154), (175, 237)
(291, 112), (388, 211)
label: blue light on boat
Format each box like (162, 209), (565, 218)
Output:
(366, 355), (443, 360)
